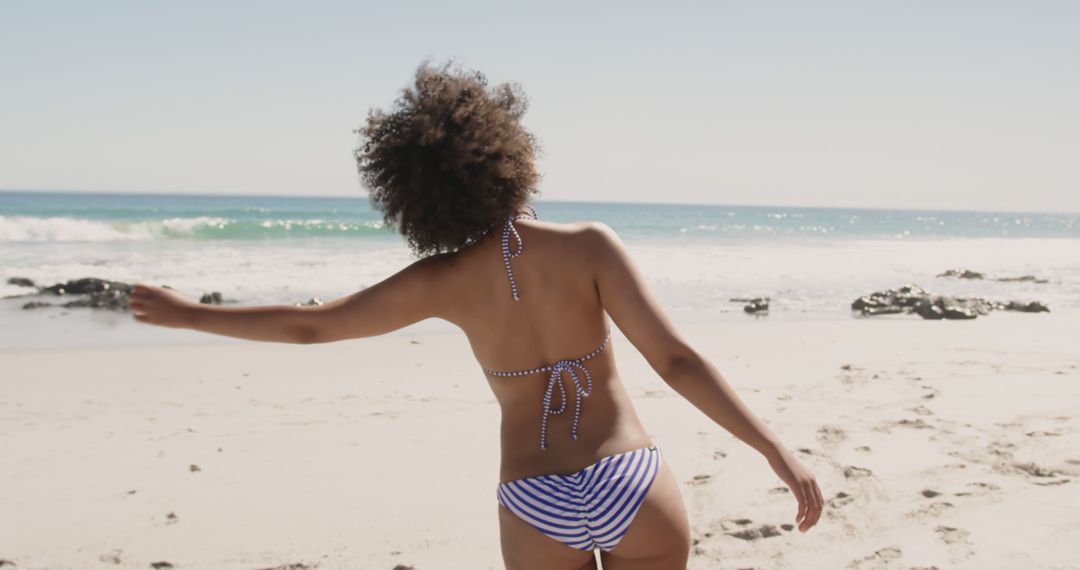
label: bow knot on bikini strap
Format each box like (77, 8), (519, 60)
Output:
(551, 359), (574, 372)
(539, 358), (593, 450)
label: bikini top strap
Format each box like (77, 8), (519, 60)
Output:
(481, 326), (611, 377)
(501, 205), (538, 301)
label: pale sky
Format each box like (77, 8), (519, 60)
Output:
(1, 1), (1077, 212)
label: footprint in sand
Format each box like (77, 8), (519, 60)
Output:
(838, 364), (872, 387)
(999, 460), (1072, 485)
(1032, 478), (1071, 486)
(935, 525), (971, 545)
(817, 425), (847, 444)
(896, 418), (933, 429)
(727, 524), (782, 541)
(907, 501), (954, 520)
(721, 518), (754, 529)
(1025, 428), (1069, 437)
(843, 466), (873, 479)
(688, 474), (711, 486)
(953, 481), (1000, 497)
(99, 550), (123, 564)
(1010, 461), (1060, 477)
(847, 546), (903, 569)
(908, 405), (934, 416)
(829, 491), (855, 508)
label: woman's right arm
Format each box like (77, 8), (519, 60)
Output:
(584, 221), (824, 533)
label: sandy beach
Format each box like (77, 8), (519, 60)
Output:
(2, 311), (1078, 569)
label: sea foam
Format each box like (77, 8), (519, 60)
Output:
(0, 215), (387, 242)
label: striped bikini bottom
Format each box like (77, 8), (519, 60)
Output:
(496, 443), (663, 552)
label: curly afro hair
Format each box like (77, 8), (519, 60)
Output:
(355, 60), (541, 257)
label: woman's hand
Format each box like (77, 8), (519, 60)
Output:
(128, 283), (198, 329)
(767, 448), (824, 533)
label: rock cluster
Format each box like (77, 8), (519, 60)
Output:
(5, 276), (235, 312)
(937, 268), (1048, 284)
(730, 297), (769, 315)
(852, 284), (1049, 320)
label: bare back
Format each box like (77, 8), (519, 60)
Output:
(435, 218), (653, 482)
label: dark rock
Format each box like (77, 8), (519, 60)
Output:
(7, 277), (35, 287)
(199, 292), (223, 305)
(939, 269), (1049, 284)
(941, 305), (978, 320)
(743, 297), (769, 314)
(61, 289), (130, 311)
(852, 296), (883, 311)
(995, 275), (1048, 284)
(913, 300), (944, 320)
(862, 305), (905, 316)
(22, 301), (54, 310)
(150, 563), (174, 569)
(41, 277), (131, 296)
(853, 284), (930, 313)
(937, 269), (984, 279)
(1003, 300), (1050, 313)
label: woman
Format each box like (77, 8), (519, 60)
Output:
(128, 61), (822, 569)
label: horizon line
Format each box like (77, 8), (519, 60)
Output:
(1, 187), (1077, 217)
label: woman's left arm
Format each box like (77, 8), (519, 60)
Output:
(128, 255), (448, 344)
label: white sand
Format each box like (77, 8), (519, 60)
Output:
(2, 312), (1079, 569)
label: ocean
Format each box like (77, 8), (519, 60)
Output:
(2, 190), (1078, 348)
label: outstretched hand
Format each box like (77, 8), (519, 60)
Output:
(767, 448), (823, 533)
(128, 283), (197, 328)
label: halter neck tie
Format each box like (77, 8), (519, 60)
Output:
(500, 205), (538, 301)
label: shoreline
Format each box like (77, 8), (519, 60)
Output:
(3, 293), (1075, 353)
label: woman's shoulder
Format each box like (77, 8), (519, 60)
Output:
(515, 219), (620, 257)
(522, 218), (615, 238)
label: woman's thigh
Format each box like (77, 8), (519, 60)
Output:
(498, 503), (598, 570)
(600, 457), (691, 569)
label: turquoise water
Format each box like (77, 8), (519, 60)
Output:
(1, 191), (1077, 242)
